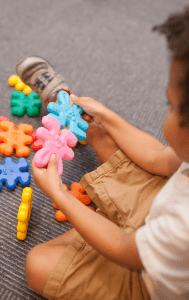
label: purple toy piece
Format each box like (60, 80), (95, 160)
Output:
(33, 116), (78, 175)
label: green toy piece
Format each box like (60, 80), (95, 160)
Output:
(10, 91), (42, 117)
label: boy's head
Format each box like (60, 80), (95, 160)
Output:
(153, 7), (189, 127)
(153, 7), (189, 162)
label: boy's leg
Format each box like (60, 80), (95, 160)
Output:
(85, 122), (120, 164)
(25, 228), (77, 295)
(25, 211), (109, 295)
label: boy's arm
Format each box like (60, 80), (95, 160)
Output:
(32, 157), (143, 270)
(101, 108), (182, 177)
(54, 184), (143, 269)
(70, 95), (182, 177)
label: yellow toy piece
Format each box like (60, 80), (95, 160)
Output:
(79, 140), (87, 145)
(8, 75), (33, 95)
(17, 187), (33, 240)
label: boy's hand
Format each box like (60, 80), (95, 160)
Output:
(32, 154), (65, 200)
(70, 94), (106, 125)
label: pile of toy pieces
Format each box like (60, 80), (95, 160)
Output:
(0, 75), (95, 240)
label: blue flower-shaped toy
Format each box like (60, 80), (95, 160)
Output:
(47, 91), (88, 141)
(0, 157), (31, 190)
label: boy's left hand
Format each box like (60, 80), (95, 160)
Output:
(32, 154), (65, 199)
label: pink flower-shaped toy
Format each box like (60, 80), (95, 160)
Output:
(33, 116), (77, 175)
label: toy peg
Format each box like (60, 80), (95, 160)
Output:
(17, 187), (33, 240)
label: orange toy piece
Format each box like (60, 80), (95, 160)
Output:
(53, 182), (91, 205)
(0, 121), (33, 157)
(55, 210), (68, 222)
(53, 182), (94, 222)
(67, 182), (91, 205)
(55, 204), (95, 222)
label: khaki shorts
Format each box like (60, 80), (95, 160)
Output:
(43, 150), (167, 300)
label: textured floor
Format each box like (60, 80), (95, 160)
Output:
(0, 0), (188, 299)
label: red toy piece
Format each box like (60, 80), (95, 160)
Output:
(28, 130), (43, 151)
(53, 182), (94, 222)
(0, 121), (33, 157)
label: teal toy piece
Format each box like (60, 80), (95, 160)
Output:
(47, 91), (88, 141)
(10, 91), (42, 117)
(0, 157), (31, 190)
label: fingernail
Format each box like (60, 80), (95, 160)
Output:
(51, 154), (56, 159)
(70, 94), (76, 98)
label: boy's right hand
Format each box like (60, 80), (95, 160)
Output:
(70, 94), (106, 125)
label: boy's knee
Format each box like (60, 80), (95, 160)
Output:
(25, 245), (47, 295)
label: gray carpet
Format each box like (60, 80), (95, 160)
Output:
(0, 0), (188, 299)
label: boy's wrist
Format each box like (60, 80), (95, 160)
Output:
(99, 106), (114, 128)
(50, 184), (67, 203)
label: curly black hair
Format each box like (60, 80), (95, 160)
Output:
(153, 7), (189, 127)
(153, 7), (189, 59)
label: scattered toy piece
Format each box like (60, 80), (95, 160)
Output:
(0, 120), (33, 157)
(88, 206), (96, 211)
(0, 117), (10, 138)
(29, 126), (78, 153)
(33, 116), (77, 175)
(79, 140), (87, 145)
(0, 157), (31, 191)
(55, 210), (68, 222)
(47, 91), (88, 141)
(55, 204), (95, 222)
(8, 75), (33, 95)
(53, 182), (91, 206)
(17, 187), (33, 240)
(53, 182), (94, 222)
(29, 130), (43, 151)
(0, 116), (17, 132)
(67, 182), (91, 205)
(0, 116), (9, 124)
(11, 91), (42, 117)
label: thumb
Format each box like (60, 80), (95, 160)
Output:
(48, 154), (57, 169)
(70, 94), (80, 105)
(70, 94), (92, 118)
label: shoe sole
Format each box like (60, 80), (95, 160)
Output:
(16, 56), (70, 105)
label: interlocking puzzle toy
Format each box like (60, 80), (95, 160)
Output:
(0, 157), (31, 190)
(55, 205), (95, 221)
(8, 75), (33, 95)
(47, 91), (88, 141)
(68, 182), (91, 205)
(0, 116), (10, 139)
(29, 130), (43, 151)
(0, 116), (9, 125)
(33, 116), (77, 175)
(0, 117), (17, 145)
(0, 116), (17, 131)
(53, 182), (95, 221)
(17, 187), (33, 240)
(11, 91), (42, 117)
(30, 127), (77, 152)
(0, 120), (33, 157)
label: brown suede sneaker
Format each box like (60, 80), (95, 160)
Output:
(16, 56), (70, 106)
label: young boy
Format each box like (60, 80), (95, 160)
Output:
(17, 7), (189, 300)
